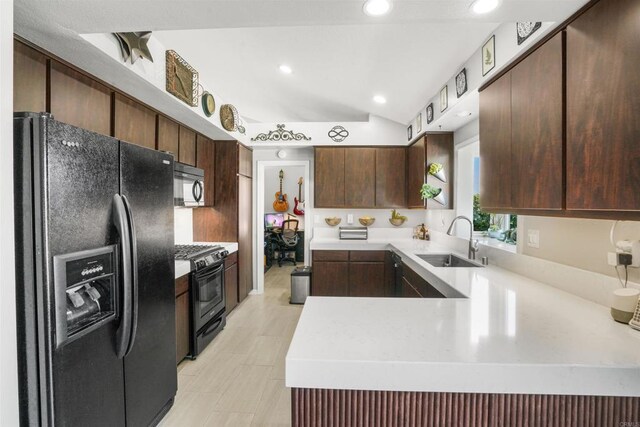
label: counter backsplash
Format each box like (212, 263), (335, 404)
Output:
(174, 207), (193, 244)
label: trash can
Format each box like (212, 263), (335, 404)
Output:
(291, 266), (312, 304)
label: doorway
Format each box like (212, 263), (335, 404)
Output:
(255, 160), (311, 294)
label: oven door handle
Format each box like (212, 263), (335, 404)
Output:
(113, 194), (132, 359)
(122, 195), (138, 357)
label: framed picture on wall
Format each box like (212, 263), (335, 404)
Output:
(407, 125), (413, 141)
(455, 68), (468, 98)
(440, 86), (448, 112)
(416, 112), (422, 133)
(426, 103), (434, 124)
(482, 35), (495, 76)
(517, 22), (542, 45)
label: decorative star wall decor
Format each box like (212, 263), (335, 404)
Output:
(113, 32), (154, 64)
(251, 124), (311, 142)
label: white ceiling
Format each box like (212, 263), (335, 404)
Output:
(16, 0), (588, 124)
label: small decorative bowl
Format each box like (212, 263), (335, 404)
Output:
(359, 217), (375, 227)
(325, 217), (342, 226)
(389, 218), (406, 227)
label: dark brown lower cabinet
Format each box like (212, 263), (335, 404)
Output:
(401, 277), (422, 298)
(175, 275), (190, 364)
(349, 262), (385, 297)
(238, 175), (253, 301)
(312, 261), (349, 296)
(312, 250), (392, 297)
(224, 258), (239, 313)
(403, 263), (445, 298)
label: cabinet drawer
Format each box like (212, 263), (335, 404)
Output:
(349, 251), (386, 262)
(313, 250), (349, 262)
(175, 274), (189, 297)
(225, 252), (238, 268)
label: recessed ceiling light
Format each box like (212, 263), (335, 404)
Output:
(363, 0), (392, 17)
(373, 95), (387, 104)
(456, 111), (472, 117)
(470, 0), (499, 14)
(279, 64), (293, 74)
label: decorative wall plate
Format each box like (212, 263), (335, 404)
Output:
(455, 68), (468, 98)
(517, 22), (542, 45)
(166, 50), (198, 107)
(426, 103), (434, 124)
(201, 92), (215, 117)
(113, 32), (153, 64)
(328, 126), (349, 142)
(220, 104), (239, 132)
(407, 125), (413, 141)
(251, 124), (312, 142)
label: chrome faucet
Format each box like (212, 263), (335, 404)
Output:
(446, 216), (479, 260)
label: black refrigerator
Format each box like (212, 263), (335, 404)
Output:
(14, 112), (177, 426)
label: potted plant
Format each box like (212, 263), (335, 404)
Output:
(389, 209), (408, 226)
(420, 184), (446, 206)
(428, 162), (446, 182)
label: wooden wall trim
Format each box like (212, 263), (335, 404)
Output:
(292, 388), (640, 427)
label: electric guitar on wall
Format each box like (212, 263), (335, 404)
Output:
(294, 177), (305, 216)
(273, 169), (289, 212)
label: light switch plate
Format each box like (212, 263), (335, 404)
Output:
(527, 229), (540, 248)
(347, 214), (354, 224)
(608, 252), (619, 266)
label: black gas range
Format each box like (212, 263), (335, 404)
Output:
(174, 244), (229, 358)
(175, 244), (229, 270)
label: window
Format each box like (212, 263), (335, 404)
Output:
(459, 143), (517, 245)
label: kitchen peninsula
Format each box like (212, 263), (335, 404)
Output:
(286, 236), (640, 425)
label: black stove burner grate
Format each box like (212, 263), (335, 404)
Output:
(174, 244), (224, 260)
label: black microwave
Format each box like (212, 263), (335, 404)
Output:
(174, 162), (205, 207)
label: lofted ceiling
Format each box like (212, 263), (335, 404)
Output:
(16, 0), (588, 124)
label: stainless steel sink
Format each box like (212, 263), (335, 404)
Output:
(417, 254), (484, 268)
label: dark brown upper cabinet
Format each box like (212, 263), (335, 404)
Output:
(479, 71), (513, 211)
(375, 147), (406, 208)
(156, 115), (179, 157)
(511, 32), (563, 211)
(425, 133), (454, 210)
(14, 41), (47, 113)
(315, 147), (346, 208)
(345, 148), (376, 208)
(114, 93), (156, 149)
(566, 0), (640, 212)
(195, 134), (215, 207)
(178, 126), (197, 166)
(406, 137), (426, 208)
(50, 61), (112, 136)
(239, 144), (253, 178)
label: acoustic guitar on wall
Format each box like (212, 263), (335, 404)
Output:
(273, 169), (289, 212)
(294, 177), (305, 216)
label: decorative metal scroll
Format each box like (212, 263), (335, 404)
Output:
(251, 124), (311, 142)
(328, 126), (349, 142)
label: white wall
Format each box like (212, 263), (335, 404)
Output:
(1, 0), (19, 424)
(264, 165), (306, 230)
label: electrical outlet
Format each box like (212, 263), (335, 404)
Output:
(527, 229), (540, 248)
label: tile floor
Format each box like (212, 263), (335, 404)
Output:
(160, 265), (302, 427)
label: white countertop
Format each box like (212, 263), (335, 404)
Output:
(174, 241), (238, 279)
(287, 239), (640, 396)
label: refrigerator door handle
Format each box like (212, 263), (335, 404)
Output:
(113, 194), (132, 359)
(122, 195), (139, 357)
